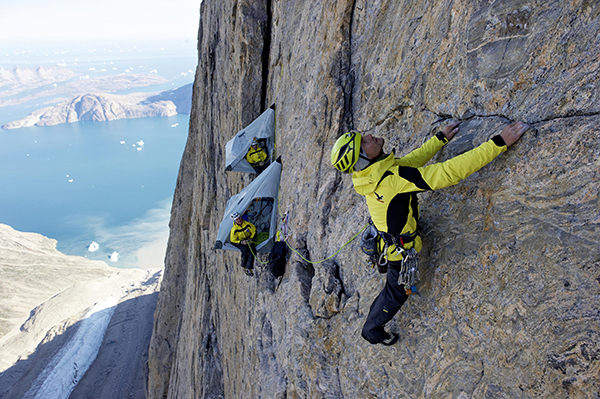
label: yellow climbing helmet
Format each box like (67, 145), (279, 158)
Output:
(331, 131), (362, 173)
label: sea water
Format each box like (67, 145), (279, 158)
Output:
(0, 39), (195, 268)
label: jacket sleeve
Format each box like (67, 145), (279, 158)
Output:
(249, 222), (256, 239)
(384, 137), (507, 194)
(258, 149), (267, 163)
(397, 135), (446, 168)
(419, 137), (507, 190)
(230, 226), (240, 244)
(245, 148), (267, 164)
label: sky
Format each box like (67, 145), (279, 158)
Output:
(0, 0), (201, 42)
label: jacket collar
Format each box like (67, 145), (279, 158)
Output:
(351, 150), (395, 195)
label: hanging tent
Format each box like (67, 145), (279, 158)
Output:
(225, 104), (276, 173)
(215, 157), (282, 253)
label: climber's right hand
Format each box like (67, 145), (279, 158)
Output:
(442, 121), (461, 141)
(501, 121), (530, 148)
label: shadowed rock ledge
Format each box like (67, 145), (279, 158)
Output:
(148, 1), (600, 398)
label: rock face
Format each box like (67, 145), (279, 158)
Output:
(148, 1), (600, 398)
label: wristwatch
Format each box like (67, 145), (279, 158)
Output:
(435, 131), (448, 143)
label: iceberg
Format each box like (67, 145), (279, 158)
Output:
(109, 251), (119, 262)
(88, 241), (99, 252)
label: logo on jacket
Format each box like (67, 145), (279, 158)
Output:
(374, 192), (384, 203)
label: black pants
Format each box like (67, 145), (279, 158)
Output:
(252, 161), (270, 176)
(233, 243), (255, 271)
(361, 261), (408, 344)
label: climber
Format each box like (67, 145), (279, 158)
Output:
(245, 138), (269, 175)
(229, 212), (257, 276)
(330, 120), (530, 345)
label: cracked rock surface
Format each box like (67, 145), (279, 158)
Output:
(148, 1), (600, 398)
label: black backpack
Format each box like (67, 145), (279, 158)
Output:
(268, 241), (287, 277)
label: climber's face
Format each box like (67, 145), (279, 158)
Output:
(361, 134), (384, 159)
(235, 217), (243, 225)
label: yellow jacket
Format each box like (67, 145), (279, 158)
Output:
(245, 146), (268, 165)
(352, 134), (507, 261)
(230, 220), (256, 244)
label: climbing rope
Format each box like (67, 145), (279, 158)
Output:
(247, 219), (368, 267)
(248, 241), (269, 265)
(283, 223), (368, 265)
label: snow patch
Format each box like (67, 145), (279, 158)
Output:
(24, 297), (118, 399)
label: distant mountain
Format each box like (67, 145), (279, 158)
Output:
(0, 70), (170, 108)
(1, 86), (192, 129)
(145, 83), (192, 114)
(0, 65), (76, 94)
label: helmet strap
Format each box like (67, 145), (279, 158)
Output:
(354, 147), (371, 172)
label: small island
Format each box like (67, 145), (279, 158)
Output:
(0, 65), (192, 129)
(1, 84), (192, 129)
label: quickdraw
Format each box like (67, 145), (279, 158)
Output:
(398, 247), (420, 295)
(361, 219), (421, 295)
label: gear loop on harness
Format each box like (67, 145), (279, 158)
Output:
(361, 219), (421, 294)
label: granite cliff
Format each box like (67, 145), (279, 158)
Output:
(148, 1), (600, 398)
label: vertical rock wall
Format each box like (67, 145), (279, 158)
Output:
(148, 1), (600, 398)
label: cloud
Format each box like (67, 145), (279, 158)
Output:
(0, 0), (201, 41)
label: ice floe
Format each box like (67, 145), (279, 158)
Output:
(88, 241), (99, 252)
(109, 251), (120, 262)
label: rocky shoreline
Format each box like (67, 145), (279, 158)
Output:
(0, 224), (161, 398)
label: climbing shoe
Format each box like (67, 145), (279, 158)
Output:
(245, 268), (254, 276)
(381, 332), (399, 346)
